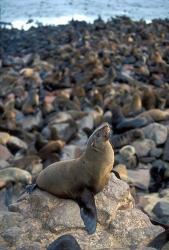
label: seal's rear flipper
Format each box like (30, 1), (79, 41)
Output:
(25, 183), (37, 194)
(77, 188), (97, 235)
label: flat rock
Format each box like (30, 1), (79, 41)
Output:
(128, 169), (150, 190)
(4, 174), (163, 249)
(143, 123), (168, 145)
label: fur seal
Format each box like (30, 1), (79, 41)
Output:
(111, 107), (150, 132)
(111, 128), (144, 148)
(0, 167), (32, 206)
(47, 234), (81, 250)
(111, 107), (169, 132)
(26, 123), (114, 234)
(138, 109), (169, 122)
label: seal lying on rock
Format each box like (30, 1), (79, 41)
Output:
(0, 167), (32, 206)
(26, 123), (114, 234)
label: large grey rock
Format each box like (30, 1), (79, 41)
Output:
(143, 123), (168, 145)
(132, 139), (156, 157)
(152, 201), (169, 218)
(60, 144), (85, 160)
(128, 169), (150, 190)
(1, 174), (162, 250)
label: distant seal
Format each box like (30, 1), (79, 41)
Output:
(111, 107), (150, 132)
(138, 109), (169, 122)
(26, 123), (114, 234)
(111, 128), (144, 148)
(0, 167), (32, 206)
(111, 107), (169, 132)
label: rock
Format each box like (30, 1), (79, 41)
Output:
(132, 139), (156, 157)
(120, 145), (136, 158)
(163, 136), (169, 162)
(60, 145), (85, 160)
(77, 114), (94, 131)
(18, 111), (43, 131)
(0, 145), (13, 161)
(70, 130), (88, 146)
(150, 147), (163, 158)
(7, 136), (28, 151)
(127, 169), (150, 190)
(5, 174), (162, 249)
(2, 226), (22, 245)
(152, 201), (169, 218)
(0, 211), (23, 231)
(143, 123), (168, 145)
(0, 160), (10, 169)
(118, 145), (138, 169)
(109, 209), (162, 249)
(139, 189), (169, 219)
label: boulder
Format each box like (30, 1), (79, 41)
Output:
(0, 174), (162, 249)
(143, 123), (168, 145)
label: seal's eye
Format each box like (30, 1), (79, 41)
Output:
(95, 132), (101, 138)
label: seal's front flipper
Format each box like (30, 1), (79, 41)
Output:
(77, 188), (97, 235)
(5, 182), (14, 207)
(25, 183), (37, 194)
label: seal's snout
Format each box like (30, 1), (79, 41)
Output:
(102, 124), (111, 139)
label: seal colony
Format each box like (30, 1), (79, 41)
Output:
(26, 122), (114, 234)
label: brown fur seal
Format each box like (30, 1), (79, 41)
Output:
(138, 109), (169, 122)
(0, 167), (32, 206)
(26, 123), (114, 234)
(111, 128), (144, 148)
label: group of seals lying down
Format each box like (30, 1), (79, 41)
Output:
(26, 122), (114, 234)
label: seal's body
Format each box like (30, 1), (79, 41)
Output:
(27, 123), (114, 234)
(37, 123), (114, 198)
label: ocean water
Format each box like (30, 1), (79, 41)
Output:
(1, 0), (169, 29)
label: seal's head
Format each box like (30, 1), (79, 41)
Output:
(87, 123), (111, 150)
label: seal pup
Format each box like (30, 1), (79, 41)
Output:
(47, 234), (81, 250)
(26, 123), (114, 234)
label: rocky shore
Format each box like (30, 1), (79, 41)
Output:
(0, 16), (169, 249)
